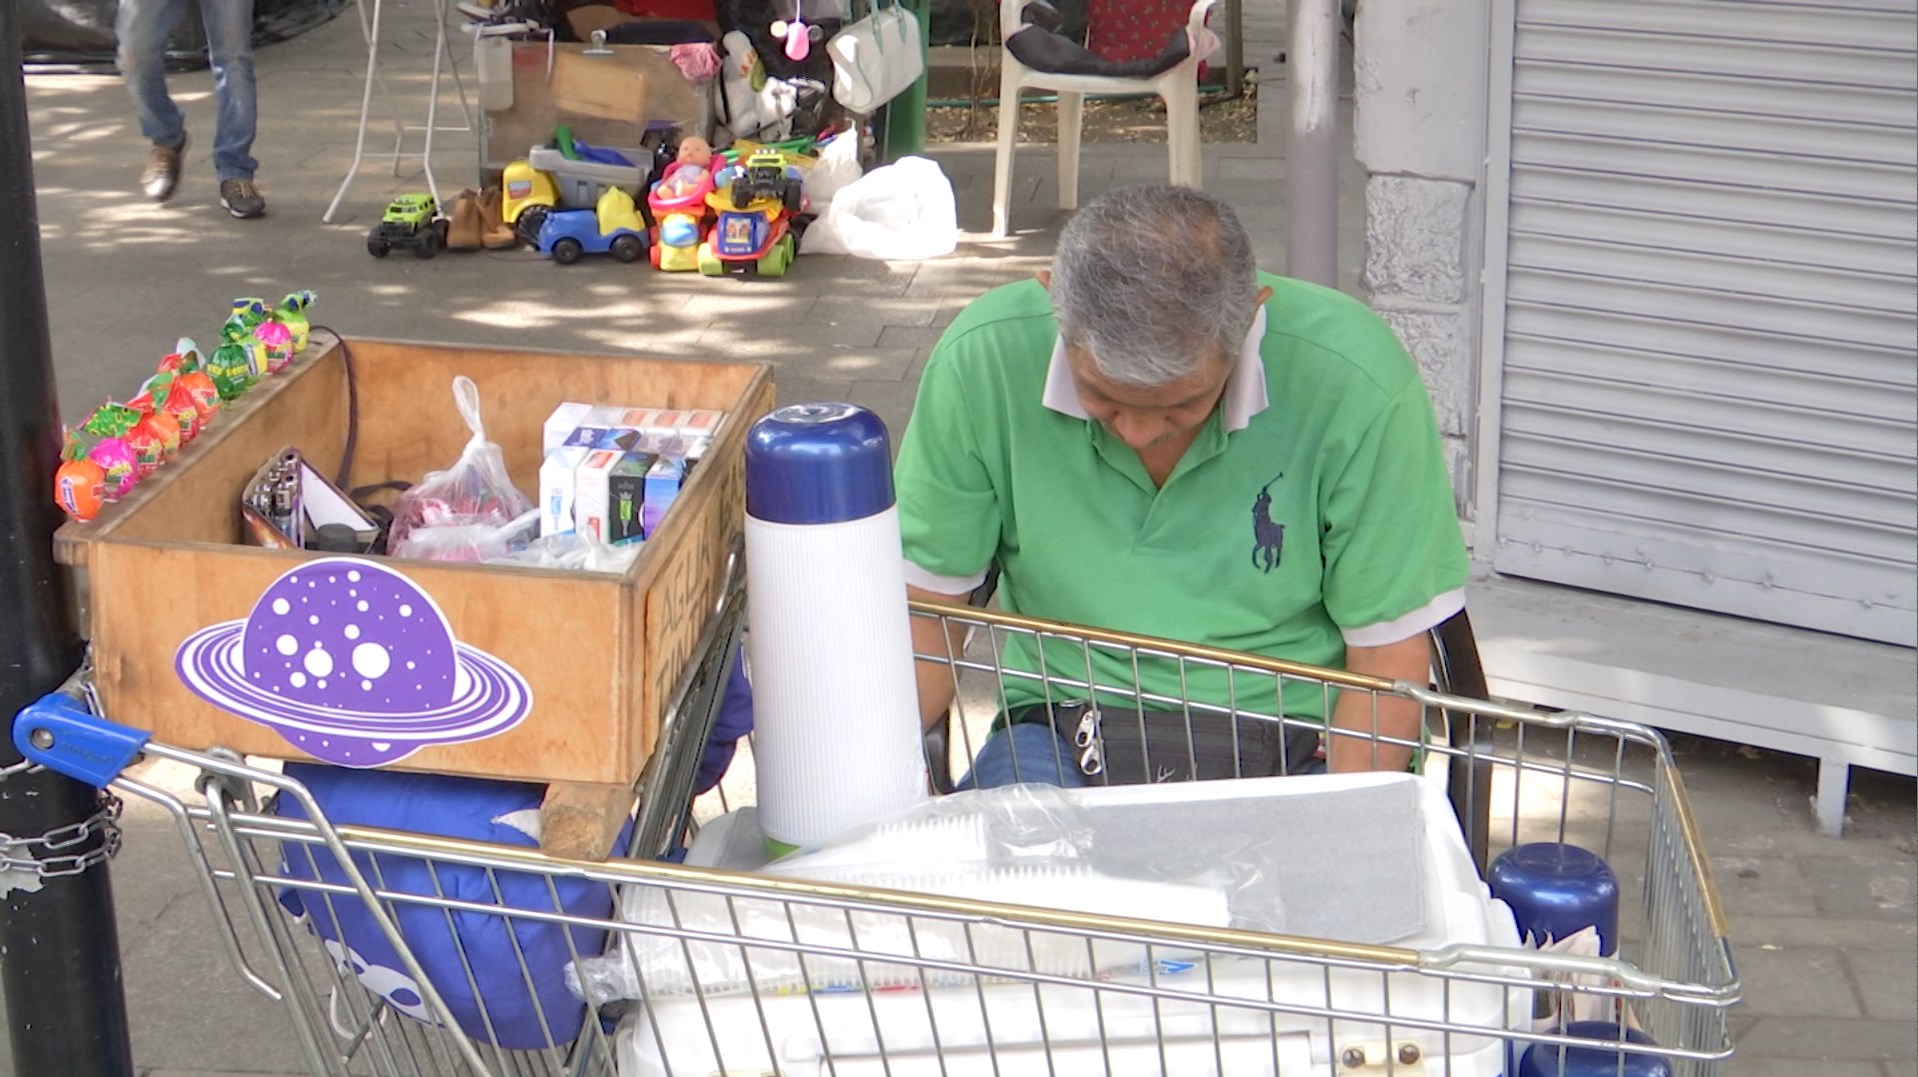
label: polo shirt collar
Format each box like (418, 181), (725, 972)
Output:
(1040, 307), (1269, 433)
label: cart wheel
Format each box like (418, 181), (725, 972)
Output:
(414, 230), (442, 259)
(552, 238), (584, 265)
(759, 242), (788, 278)
(366, 235), (390, 258)
(696, 243), (723, 276)
(611, 235), (645, 263)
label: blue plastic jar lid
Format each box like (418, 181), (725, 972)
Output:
(745, 403), (895, 525)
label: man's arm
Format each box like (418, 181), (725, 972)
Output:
(908, 584), (971, 732)
(1326, 633), (1429, 773)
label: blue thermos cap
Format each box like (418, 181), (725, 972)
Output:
(1488, 841), (1621, 956)
(1519, 1022), (1669, 1077)
(745, 403), (895, 525)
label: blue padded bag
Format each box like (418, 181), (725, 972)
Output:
(274, 763), (629, 1050)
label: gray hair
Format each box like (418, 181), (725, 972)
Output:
(1049, 185), (1261, 387)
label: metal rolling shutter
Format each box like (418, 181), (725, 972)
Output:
(1490, 0), (1918, 646)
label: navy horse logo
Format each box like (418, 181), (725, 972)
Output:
(1251, 474), (1284, 573)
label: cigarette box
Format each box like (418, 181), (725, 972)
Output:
(543, 402), (595, 456)
(538, 446), (590, 537)
(642, 456), (685, 537)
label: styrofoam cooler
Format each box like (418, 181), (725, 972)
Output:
(615, 775), (1530, 1076)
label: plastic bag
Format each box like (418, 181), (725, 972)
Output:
(570, 773), (1453, 1003)
(802, 155), (957, 260)
(802, 130), (863, 209)
(491, 531), (645, 574)
(389, 377), (536, 561)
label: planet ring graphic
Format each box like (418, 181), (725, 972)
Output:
(173, 558), (534, 768)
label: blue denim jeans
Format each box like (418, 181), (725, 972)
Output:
(117, 0), (259, 181)
(955, 722), (1091, 791)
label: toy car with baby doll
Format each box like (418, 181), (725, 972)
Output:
(647, 136), (719, 272)
(366, 193), (448, 259)
(729, 149), (805, 214)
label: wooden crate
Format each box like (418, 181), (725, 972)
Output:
(57, 333), (773, 851)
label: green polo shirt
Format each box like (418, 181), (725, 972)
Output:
(894, 274), (1468, 724)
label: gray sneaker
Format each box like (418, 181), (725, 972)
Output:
(220, 178), (266, 219)
(140, 137), (187, 202)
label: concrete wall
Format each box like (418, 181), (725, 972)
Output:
(1351, 0), (1493, 526)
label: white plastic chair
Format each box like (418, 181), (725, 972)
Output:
(991, 0), (1217, 238)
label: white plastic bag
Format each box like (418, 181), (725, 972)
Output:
(389, 376), (537, 561)
(803, 156), (957, 260)
(801, 131), (863, 209)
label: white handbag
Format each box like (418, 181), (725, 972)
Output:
(827, 0), (924, 114)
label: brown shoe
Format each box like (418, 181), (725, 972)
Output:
(445, 189), (484, 251)
(477, 186), (518, 249)
(141, 136), (187, 202)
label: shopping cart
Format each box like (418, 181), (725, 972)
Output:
(12, 599), (1739, 1077)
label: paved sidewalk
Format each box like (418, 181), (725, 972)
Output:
(10, 0), (1915, 1073)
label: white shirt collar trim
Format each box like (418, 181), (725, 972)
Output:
(1040, 307), (1269, 433)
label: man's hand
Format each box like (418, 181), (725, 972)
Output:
(908, 584), (970, 732)
(1327, 634), (1430, 773)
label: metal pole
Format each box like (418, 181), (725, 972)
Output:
(1225, 0), (1244, 99)
(0, 1), (138, 1071)
(882, 0), (931, 159)
(1285, 0), (1340, 288)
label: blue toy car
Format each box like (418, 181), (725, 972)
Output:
(535, 192), (650, 265)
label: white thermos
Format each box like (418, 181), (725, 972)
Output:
(744, 403), (929, 854)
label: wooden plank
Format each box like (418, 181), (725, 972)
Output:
(538, 781), (637, 859)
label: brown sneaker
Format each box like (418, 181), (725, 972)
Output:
(141, 136), (187, 202)
(445, 189), (484, 251)
(476, 186), (518, 249)
(219, 178), (266, 219)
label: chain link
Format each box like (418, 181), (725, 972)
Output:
(0, 795), (124, 880)
(0, 757), (45, 781)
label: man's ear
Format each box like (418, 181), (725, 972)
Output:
(1036, 269), (1052, 291)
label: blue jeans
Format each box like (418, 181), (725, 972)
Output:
(117, 0), (259, 181)
(957, 723), (1327, 790)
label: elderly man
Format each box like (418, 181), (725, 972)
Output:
(896, 184), (1467, 786)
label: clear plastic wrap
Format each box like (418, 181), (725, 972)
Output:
(389, 376), (536, 561)
(569, 775), (1436, 1003)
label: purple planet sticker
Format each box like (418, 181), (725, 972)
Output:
(175, 558), (532, 767)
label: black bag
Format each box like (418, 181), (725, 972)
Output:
(1014, 700), (1321, 785)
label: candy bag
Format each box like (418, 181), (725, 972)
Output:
(147, 373), (202, 443)
(134, 405), (182, 459)
(208, 324), (260, 402)
(254, 319), (295, 374)
(79, 411), (139, 501)
(54, 429), (106, 522)
(279, 290), (318, 353)
(388, 376), (536, 561)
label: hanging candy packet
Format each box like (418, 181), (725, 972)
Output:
(131, 396), (183, 459)
(54, 428), (106, 523)
(253, 318), (295, 374)
(82, 406), (141, 499)
(279, 290), (318, 353)
(208, 324), (260, 402)
(142, 372), (201, 444)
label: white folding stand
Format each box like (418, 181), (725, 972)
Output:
(322, 0), (478, 223)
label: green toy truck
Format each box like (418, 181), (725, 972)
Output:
(366, 193), (448, 259)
